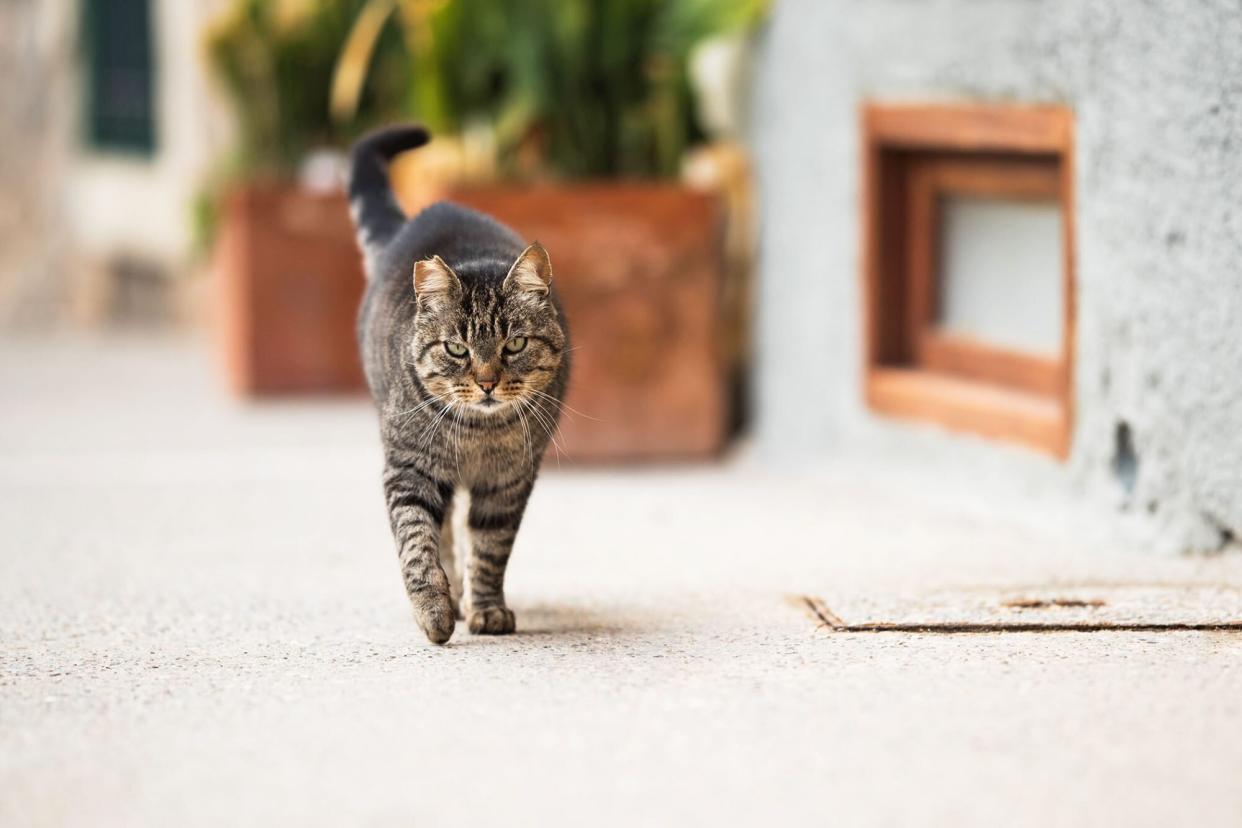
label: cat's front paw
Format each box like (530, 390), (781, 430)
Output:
(466, 605), (516, 635)
(413, 592), (457, 645)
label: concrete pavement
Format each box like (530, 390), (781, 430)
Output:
(2, 337), (1241, 827)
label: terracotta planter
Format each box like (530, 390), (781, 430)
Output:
(449, 184), (729, 461)
(214, 184), (367, 395)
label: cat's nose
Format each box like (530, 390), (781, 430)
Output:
(477, 378), (497, 394)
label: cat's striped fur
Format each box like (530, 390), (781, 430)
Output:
(348, 125), (570, 644)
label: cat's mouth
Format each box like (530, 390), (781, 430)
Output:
(449, 388), (533, 413)
(463, 395), (517, 413)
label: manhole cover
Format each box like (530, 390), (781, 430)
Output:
(796, 585), (1242, 633)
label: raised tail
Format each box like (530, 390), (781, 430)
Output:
(347, 124), (430, 276)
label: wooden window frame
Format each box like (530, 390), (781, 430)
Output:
(861, 103), (1075, 458)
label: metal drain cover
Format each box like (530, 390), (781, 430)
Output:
(799, 584), (1242, 632)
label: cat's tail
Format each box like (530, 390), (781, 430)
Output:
(347, 124), (430, 276)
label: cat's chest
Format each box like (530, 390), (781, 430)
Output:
(447, 417), (536, 482)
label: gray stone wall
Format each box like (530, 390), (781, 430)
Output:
(751, 1), (1242, 552)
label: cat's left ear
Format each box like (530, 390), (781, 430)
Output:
(503, 242), (553, 296)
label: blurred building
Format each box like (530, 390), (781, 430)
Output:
(0, 0), (229, 326)
(753, 1), (1242, 552)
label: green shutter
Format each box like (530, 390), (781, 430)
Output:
(82, 0), (156, 155)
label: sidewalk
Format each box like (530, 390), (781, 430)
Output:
(2, 337), (1240, 827)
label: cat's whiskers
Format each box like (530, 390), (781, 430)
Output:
(516, 397), (550, 466)
(520, 395), (565, 467)
(450, 402), (464, 475)
(513, 397), (534, 468)
(391, 395), (442, 423)
(417, 399), (456, 451)
(527, 388), (600, 422)
(413, 409), (442, 451)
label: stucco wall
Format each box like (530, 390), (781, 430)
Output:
(751, 0), (1242, 552)
(0, 0), (74, 325)
(0, 0), (231, 328)
(67, 1), (232, 266)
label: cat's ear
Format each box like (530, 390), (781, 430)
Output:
(412, 255), (460, 303)
(503, 242), (553, 296)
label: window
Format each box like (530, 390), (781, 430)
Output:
(861, 104), (1075, 457)
(82, 0), (156, 155)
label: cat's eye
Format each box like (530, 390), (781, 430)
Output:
(504, 337), (528, 354)
(444, 341), (468, 358)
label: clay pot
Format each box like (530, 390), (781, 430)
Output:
(213, 183), (367, 395)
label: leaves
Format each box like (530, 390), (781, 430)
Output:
(336, 0), (768, 178)
(205, 0), (412, 174)
(207, 0), (769, 178)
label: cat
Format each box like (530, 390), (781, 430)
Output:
(347, 125), (570, 644)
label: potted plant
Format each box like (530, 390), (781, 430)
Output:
(204, 0), (411, 394)
(333, 0), (766, 459)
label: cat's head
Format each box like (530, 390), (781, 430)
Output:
(408, 242), (565, 413)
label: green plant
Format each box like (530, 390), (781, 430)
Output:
(333, 0), (768, 179)
(205, 0), (411, 175)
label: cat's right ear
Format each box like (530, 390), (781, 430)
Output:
(412, 256), (460, 305)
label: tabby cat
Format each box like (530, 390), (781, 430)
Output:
(347, 125), (570, 644)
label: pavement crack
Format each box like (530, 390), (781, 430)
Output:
(791, 595), (846, 630)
